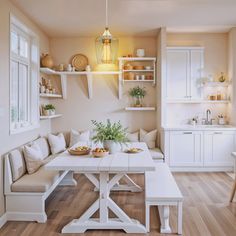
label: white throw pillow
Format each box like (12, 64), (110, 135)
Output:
(23, 143), (44, 174)
(48, 133), (66, 154)
(140, 128), (157, 149)
(69, 129), (90, 147)
(127, 132), (139, 142)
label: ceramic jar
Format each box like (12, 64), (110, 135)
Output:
(41, 54), (54, 68)
(136, 49), (145, 57)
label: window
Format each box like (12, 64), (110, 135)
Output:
(10, 16), (39, 134)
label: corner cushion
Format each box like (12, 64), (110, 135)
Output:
(149, 148), (164, 160)
(11, 166), (60, 193)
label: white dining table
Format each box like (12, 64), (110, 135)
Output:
(45, 142), (155, 233)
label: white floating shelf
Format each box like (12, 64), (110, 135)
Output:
(202, 100), (230, 104)
(125, 107), (156, 111)
(202, 81), (231, 87)
(40, 93), (62, 98)
(166, 100), (230, 104)
(40, 67), (57, 74)
(40, 114), (62, 120)
(118, 57), (156, 61)
(40, 68), (121, 99)
(123, 70), (154, 72)
(40, 68), (120, 76)
(123, 80), (155, 83)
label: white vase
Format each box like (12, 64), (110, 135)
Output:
(103, 140), (121, 154)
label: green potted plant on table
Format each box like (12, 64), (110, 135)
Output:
(44, 104), (56, 116)
(92, 119), (128, 154)
(129, 86), (147, 107)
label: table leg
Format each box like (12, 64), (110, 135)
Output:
(62, 172), (147, 233)
(94, 174), (142, 192)
(59, 171), (77, 186)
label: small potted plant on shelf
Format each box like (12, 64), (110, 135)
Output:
(128, 86), (146, 107)
(91, 119), (128, 154)
(44, 104), (56, 116)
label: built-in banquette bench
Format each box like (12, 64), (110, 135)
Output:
(4, 136), (76, 223)
(4, 129), (164, 223)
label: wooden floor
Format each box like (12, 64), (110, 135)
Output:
(1, 172), (236, 236)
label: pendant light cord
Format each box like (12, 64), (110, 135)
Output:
(105, 0), (108, 28)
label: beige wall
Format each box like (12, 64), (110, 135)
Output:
(0, 0), (51, 217)
(167, 33), (228, 78)
(165, 33), (229, 125)
(228, 28), (236, 125)
(49, 37), (157, 133)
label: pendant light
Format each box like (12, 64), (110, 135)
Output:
(95, 0), (118, 64)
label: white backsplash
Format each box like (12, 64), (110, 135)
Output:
(166, 103), (229, 126)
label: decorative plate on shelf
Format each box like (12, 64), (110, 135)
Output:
(71, 54), (88, 71)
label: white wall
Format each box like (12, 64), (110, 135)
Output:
(165, 33), (229, 125)
(49, 37), (157, 133)
(0, 0), (51, 217)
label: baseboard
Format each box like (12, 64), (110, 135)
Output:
(6, 211), (47, 223)
(170, 167), (234, 172)
(0, 213), (7, 229)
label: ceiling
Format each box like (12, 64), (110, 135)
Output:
(11, 0), (236, 37)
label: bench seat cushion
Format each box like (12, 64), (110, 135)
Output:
(149, 148), (164, 160)
(145, 163), (183, 201)
(11, 166), (60, 193)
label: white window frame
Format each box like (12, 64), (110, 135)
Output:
(10, 15), (40, 134)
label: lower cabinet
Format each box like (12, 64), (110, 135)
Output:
(204, 131), (235, 167)
(164, 129), (235, 170)
(169, 131), (203, 167)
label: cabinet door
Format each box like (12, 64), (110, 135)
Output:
(169, 131), (203, 167)
(190, 49), (204, 100)
(204, 131), (235, 167)
(166, 50), (189, 100)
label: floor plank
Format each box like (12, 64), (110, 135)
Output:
(0, 172), (236, 236)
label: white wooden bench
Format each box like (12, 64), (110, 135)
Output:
(145, 163), (183, 234)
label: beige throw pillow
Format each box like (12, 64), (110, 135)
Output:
(127, 132), (139, 142)
(48, 133), (66, 154)
(9, 149), (26, 181)
(23, 143), (44, 174)
(69, 129), (90, 147)
(140, 128), (157, 149)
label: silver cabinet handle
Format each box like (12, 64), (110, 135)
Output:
(214, 132), (223, 134)
(183, 132), (192, 134)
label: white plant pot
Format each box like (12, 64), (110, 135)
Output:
(49, 109), (56, 115)
(103, 140), (121, 154)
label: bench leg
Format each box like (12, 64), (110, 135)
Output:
(158, 206), (171, 234)
(177, 202), (183, 235)
(145, 203), (150, 232)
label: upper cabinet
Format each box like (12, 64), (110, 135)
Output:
(166, 47), (204, 101)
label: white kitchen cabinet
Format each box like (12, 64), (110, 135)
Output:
(163, 129), (235, 171)
(204, 131), (235, 167)
(169, 131), (203, 167)
(166, 47), (204, 101)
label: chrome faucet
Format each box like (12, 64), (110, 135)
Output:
(206, 109), (211, 125)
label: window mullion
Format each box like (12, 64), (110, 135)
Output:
(17, 62), (20, 124)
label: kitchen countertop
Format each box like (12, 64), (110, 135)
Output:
(162, 125), (236, 131)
